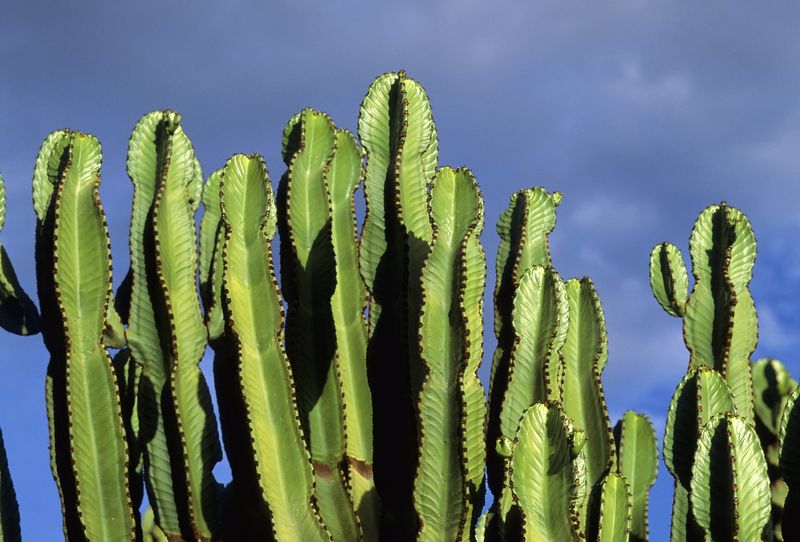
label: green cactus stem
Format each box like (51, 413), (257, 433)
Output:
(0, 173), (40, 336)
(278, 108), (364, 541)
(752, 358), (796, 541)
(614, 411), (658, 542)
(779, 385), (800, 540)
(560, 277), (615, 535)
(357, 70), (437, 538)
(662, 367), (734, 541)
(34, 130), (136, 541)
(595, 472), (632, 542)
(509, 402), (586, 541)
(649, 242), (688, 318)
(487, 188), (561, 500)
(0, 428), (20, 542)
(122, 111), (221, 540)
(199, 168), (225, 341)
(691, 413), (770, 541)
(414, 167), (486, 541)
(213, 153), (331, 541)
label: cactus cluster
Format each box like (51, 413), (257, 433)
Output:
(0, 70), (798, 541)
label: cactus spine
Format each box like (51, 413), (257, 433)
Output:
(34, 130), (136, 540)
(651, 203), (769, 541)
(122, 111), (221, 540)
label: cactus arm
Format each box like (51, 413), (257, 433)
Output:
(510, 403), (584, 541)
(456, 176), (488, 534)
(413, 167), (482, 540)
(684, 204), (757, 423)
(560, 277), (614, 531)
(124, 111), (183, 535)
(199, 168), (224, 340)
(614, 411), (657, 542)
(325, 128), (380, 539)
(595, 473), (632, 542)
(0, 428), (20, 542)
(474, 511), (491, 542)
(649, 242), (688, 317)
(691, 413), (770, 541)
(779, 386), (800, 539)
(216, 153), (331, 541)
(43, 133), (136, 540)
(280, 109), (361, 541)
(151, 124), (221, 540)
(0, 174), (40, 335)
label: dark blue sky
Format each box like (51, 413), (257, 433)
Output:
(2, 2), (800, 539)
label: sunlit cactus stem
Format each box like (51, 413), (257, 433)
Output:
(121, 111), (221, 541)
(34, 130), (136, 541)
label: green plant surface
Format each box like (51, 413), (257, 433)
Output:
(487, 187), (561, 499)
(509, 403), (585, 541)
(414, 167), (485, 541)
(214, 153), (331, 541)
(779, 385), (800, 540)
(595, 472), (632, 542)
(614, 411), (658, 542)
(560, 277), (614, 534)
(0, 173), (40, 336)
(34, 131), (136, 541)
(691, 413), (770, 541)
(198, 168), (225, 341)
(357, 70), (438, 538)
(649, 242), (688, 318)
(123, 111), (220, 540)
(0, 428), (20, 542)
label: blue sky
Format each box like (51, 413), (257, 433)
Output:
(2, 1), (800, 539)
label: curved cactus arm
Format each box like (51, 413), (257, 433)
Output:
(614, 411), (657, 542)
(663, 367), (734, 540)
(456, 174), (488, 535)
(509, 403), (585, 542)
(779, 385), (800, 540)
(487, 188), (561, 498)
(38, 132), (136, 540)
(683, 204), (757, 423)
(279, 109), (361, 541)
(125, 110), (222, 539)
(474, 511), (492, 542)
(414, 167), (483, 541)
(0, 428), (20, 542)
(199, 168), (225, 341)
(560, 277), (614, 532)
(113, 349), (143, 511)
(649, 242), (688, 317)
(325, 128), (380, 539)
(216, 153), (331, 541)
(0, 174), (40, 335)
(357, 71), (438, 538)
(151, 117), (221, 540)
(691, 413), (770, 541)
(594, 473), (632, 542)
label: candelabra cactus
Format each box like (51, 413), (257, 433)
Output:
(0, 428), (20, 542)
(651, 203), (770, 541)
(34, 130), (136, 540)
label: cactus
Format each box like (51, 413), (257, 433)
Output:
(211, 153), (331, 541)
(0, 428), (20, 542)
(357, 70), (438, 538)
(508, 402), (586, 541)
(414, 167), (486, 540)
(121, 111), (221, 540)
(614, 411), (657, 542)
(752, 358), (796, 540)
(595, 472), (632, 542)
(651, 203), (764, 541)
(691, 413), (770, 540)
(779, 385), (800, 539)
(34, 130), (136, 540)
(0, 173), (40, 336)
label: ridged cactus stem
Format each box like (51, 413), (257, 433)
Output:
(278, 109), (361, 541)
(122, 111), (221, 540)
(34, 131), (136, 541)
(614, 411), (658, 542)
(413, 167), (485, 541)
(358, 71), (437, 538)
(214, 153), (331, 541)
(487, 188), (560, 499)
(779, 385), (800, 539)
